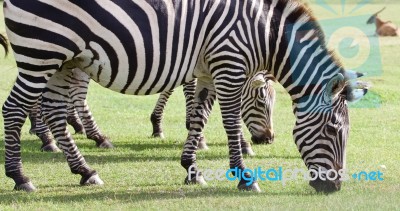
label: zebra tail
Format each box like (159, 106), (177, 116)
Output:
(0, 33), (8, 56)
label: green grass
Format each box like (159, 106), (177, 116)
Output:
(0, 2), (400, 211)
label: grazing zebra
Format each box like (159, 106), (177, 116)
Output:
(28, 68), (114, 152)
(1, 0), (369, 193)
(151, 74), (276, 149)
(151, 80), (196, 139)
(29, 70), (274, 154)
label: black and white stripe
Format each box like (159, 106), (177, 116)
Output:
(2, 0), (368, 192)
(151, 74), (276, 146)
(30, 72), (275, 155)
(28, 68), (113, 152)
(30, 71), (275, 154)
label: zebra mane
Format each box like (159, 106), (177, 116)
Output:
(279, 0), (345, 72)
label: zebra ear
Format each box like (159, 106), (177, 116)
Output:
(251, 74), (266, 88)
(344, 70), (365, 79)
(325, 73), (345, 102)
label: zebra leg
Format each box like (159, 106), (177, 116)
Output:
(180, 76), (259, 187)
(182, 79), (197, 131)
(77, 99), (113, 148)
(41, 70), (103, 186)
(28, 104), (38, 135)
(182, 79), (210, 150)
(29, 98), (60, 152)
(2, 71), (56, 191)
(69, 69), (113, 148)
(197, 133), (209, 150)
(181, 72), (261, 192)
(150, 89), (174, 138)
(181, 78), (216, 186)
(214, 74), (260, 191)
(182, 79), (252, 153)
(66, 101), (85, 134)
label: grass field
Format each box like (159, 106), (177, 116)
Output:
(0, 2), (399, 210)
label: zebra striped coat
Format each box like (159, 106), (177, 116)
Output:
(29, 70), (276, 155)
(151, 74), (276, 144)
(1, 0), (368, 193)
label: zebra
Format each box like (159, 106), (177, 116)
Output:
(150, 80), (197, 139)
(28, 68), (114, 152)
(29, 70), (275, 154)
(1, 0), (369, 193)
(150, 74), (276, 149)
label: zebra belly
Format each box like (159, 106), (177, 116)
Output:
(5, 0), (208, 95)
(73, 42), (198, 96)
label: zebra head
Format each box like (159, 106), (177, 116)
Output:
(241, 72), (276, 144)
(294, 70), (369, 193)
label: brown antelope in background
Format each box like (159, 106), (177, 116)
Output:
(367, 7), (400, 37)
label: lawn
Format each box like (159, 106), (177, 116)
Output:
(0, 1), (399, 210)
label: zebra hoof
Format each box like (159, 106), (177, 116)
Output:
(237, 181), (261, 192)
(80, 173), (104, 186)
(152, 132), (165, 139)
(242, 147), (256, 156)
(14, 182), (37, 192)
(91, 135), (114, 148)
(98, 140), (114, 149)
(184, 175), (207, 186)
(41, 142), (61, 153)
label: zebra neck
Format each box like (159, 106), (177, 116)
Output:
(263, 0), (343, 105)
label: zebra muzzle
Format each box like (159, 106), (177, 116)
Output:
(309, 177), (341, 194)
(251, 129), (274, 144)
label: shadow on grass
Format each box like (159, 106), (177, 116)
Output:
(0, 139), (228, 164)
(0, 185), (320, 205)
(0, 137), (301, 167)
